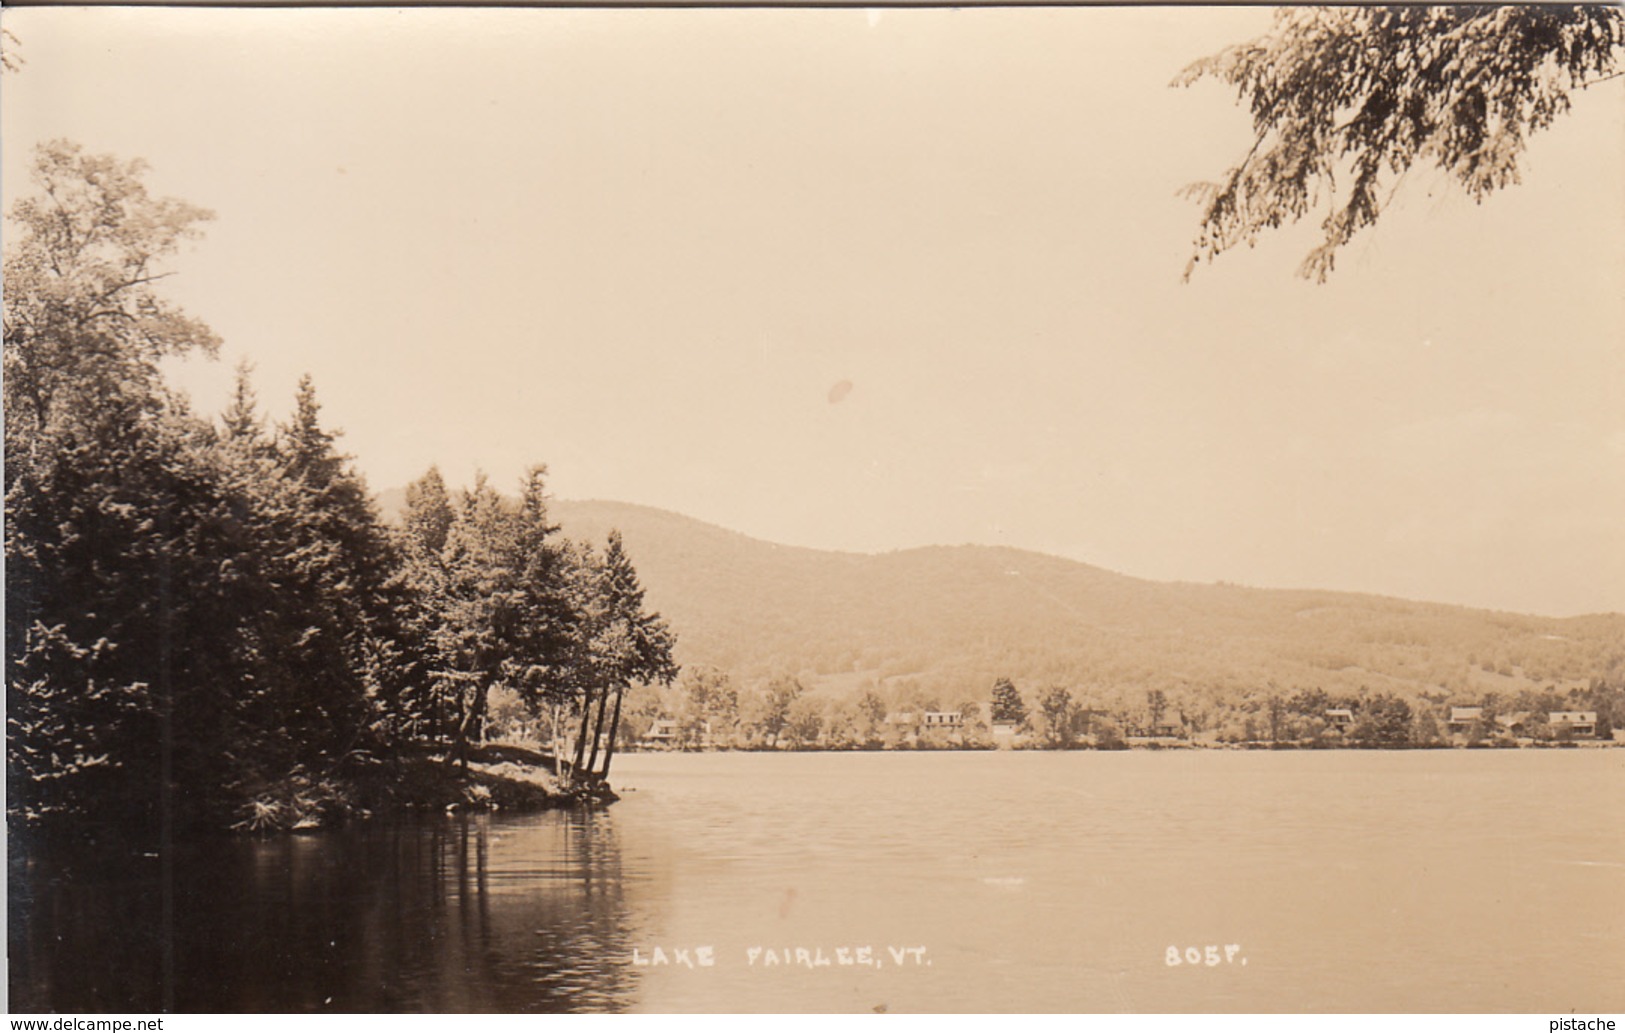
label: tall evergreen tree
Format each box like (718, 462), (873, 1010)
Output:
(394, 466), (457, 740)
(403, 466), (454, 558)
(220, 361), (268, 448)
(394, 465), (583, 768)
(509, 466), (582, 715)
(434, 474), (524, 767)
(564, 531), (678, 782)
(990, 678), (1027, 725)
(269, 375), (404, 760)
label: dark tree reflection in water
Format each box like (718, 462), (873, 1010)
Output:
(9, 808), (647, 1012)
(13, 752), (1624, 1013)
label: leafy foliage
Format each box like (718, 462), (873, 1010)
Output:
(4, 141), (219, 440)
(1, 28), (22, 75)
(5, 143), (675, 831)
(749, 676), (805, 747)
(5, 142), (228, 826)
(1177, 7), (1625, 280)
(1350, 693), (1413, 747)
(1039, 686), (1078, 747)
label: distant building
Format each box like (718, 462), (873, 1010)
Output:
(1548, 711), (1598, 737)
(1447, 706), (1484, 733)
(1495, 711), (1534, 736)
(1325, 708), (1355, 731)
(1153, 714), (1185, 737)
(642, 718), (682, 745)
(921, 711), (962, 728)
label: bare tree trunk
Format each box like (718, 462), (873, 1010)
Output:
(451, 685), (487, 775)
(468, 685), (490, 769)
(551, 703), (562, 780)
(570, 694), (593, 785)
(585, 684), (611, 777)
(445, 681), (470, 772)
(599, 684), (627, 780)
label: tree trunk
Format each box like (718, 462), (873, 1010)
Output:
(551, 703), (562, 780)
(599, 684), (627, 780)
(585, 685), (611, 777)
(466, 684), (490, 770)
(570, 694), (593, 785)
(445, 681), (469, 771)
(445, 681), (492, 774)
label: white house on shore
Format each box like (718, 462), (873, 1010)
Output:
(641, 718), (682, 746)
(1547, 711), (1598, 737)
(1325, 708), (1356, 732)
(1446, 706), (1484, 734)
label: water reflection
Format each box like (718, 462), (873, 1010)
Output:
(9, 808), (645, 1012)
(13, 751), (1625, 1013)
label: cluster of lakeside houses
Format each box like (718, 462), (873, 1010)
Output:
(639, 709), (999, 747)
(1313, 706), (1600, 738)
(1441, 707), (1598, 738)
(636, 704), (1606, 750)
(639, 705), (1034, 749)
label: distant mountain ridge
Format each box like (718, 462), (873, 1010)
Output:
(375, 490), (1625, 707)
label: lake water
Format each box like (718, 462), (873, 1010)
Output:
(9, 749), (1624, 1013)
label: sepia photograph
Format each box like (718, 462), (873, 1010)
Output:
(3, 2), (1623, 1016)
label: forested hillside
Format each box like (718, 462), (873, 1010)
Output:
(558, 500), (1625, 722)
(376, 494), (1625, 726)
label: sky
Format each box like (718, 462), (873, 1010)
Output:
(3, 6), (1622, 617)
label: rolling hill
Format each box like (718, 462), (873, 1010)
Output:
(378, 490), (1625, 709)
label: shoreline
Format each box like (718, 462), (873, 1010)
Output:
(621, 737), (1622, 755)
(18, 736), (1614, 844)
(233, 741), (620, 833)
(6, 742), (616, 844)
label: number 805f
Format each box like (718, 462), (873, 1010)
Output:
(1165, 944), (1246, 966)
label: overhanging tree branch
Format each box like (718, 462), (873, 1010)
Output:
(1177, 5), (1625, 282)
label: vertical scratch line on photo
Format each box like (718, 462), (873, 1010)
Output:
(1110, 969), (1136, 1013)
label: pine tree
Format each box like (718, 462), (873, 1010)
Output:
(403, 466), (454, 558)
(434, 474), (523, 767)
(394, 466), (457, 740)
(220, 361), (268, 448)
(508, 467), (582, 726)
(563, 531), (677, 782)
(269, 376), (402, 761)
(990, 678), (1027, 725)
